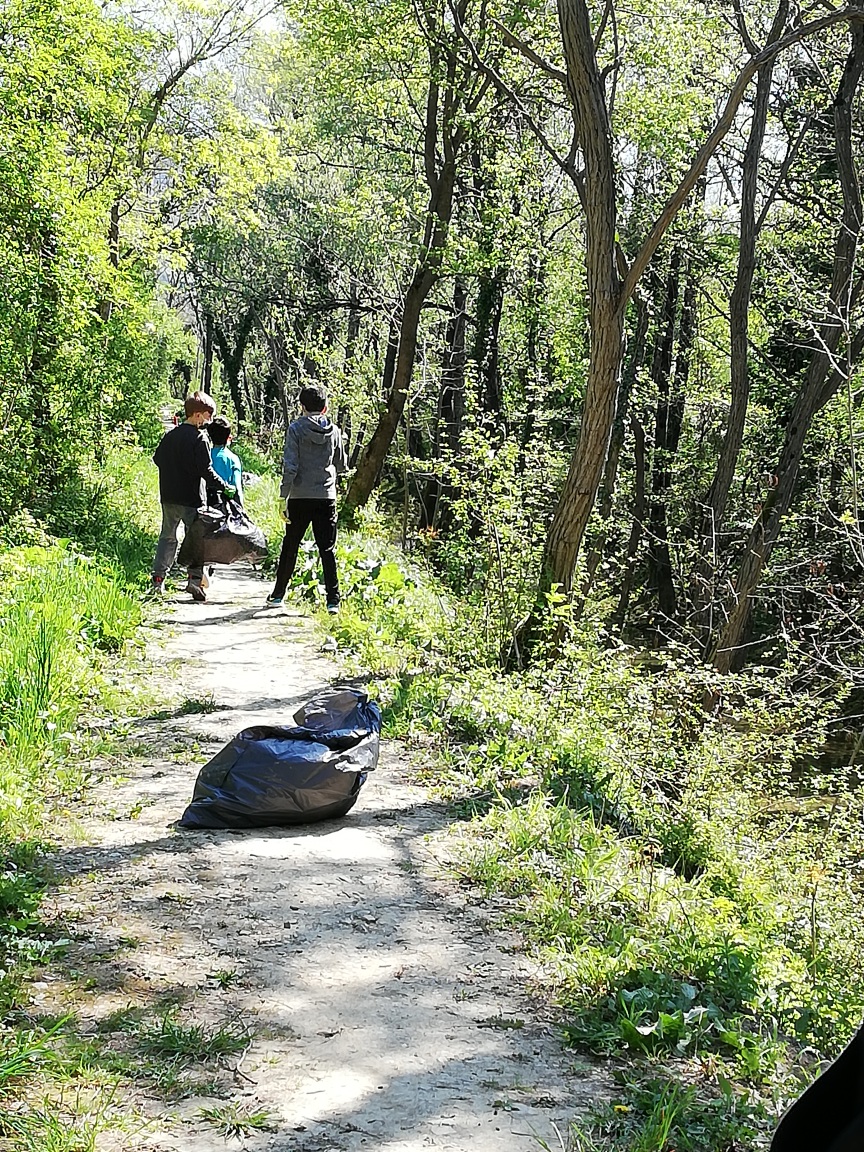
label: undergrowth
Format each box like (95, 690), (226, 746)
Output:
(311, 520), (864, 1150)
(0, 439), (153, 1148)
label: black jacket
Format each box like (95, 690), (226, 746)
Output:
(153, 423), (227, 508)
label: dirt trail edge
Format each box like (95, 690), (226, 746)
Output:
(50, 568), (605, 1151)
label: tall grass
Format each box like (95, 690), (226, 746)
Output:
(0, 544), (139, 834)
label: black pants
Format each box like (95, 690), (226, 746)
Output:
(272, 498), (339, 604)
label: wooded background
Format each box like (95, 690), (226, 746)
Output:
(5, 0), (864, 700)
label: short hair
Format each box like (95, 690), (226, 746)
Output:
(208, 415), (231, 445)
(299, 384), (327, 413)
(184, 390), (216, 417)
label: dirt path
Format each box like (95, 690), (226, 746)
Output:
(47, 569), (602, 1150)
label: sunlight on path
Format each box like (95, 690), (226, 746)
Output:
(54, 569), (602, 1150)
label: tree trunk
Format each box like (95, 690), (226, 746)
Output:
(345, 265), (437, 510)
(515, 252), (546, 477)
(537, 0), (624, 599)
(575, 293), (650, 613)
(713, 16), (864, 672)
(212, 307), (257, 424)
(203, 312), (214, 394)
(614, 415), (648, 625)
(475, 267), (506, 423)
(422, 279), (467, 530)
(695, 3), (788, 617)
(647, 248), (685, 620)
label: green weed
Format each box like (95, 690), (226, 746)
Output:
(136, 1013), (249, 1062)
(318, 523), (864, 1140)
(0, 542), (139, 835)
(177, 693), (218, 715)
(198, 1101), (278, 1137)
(207, 969), (240, 989)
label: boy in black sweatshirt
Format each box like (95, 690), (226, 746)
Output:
(151, 391), (234, 601)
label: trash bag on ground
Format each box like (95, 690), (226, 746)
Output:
(178, 687), (381, 829)
(177, 499), (267, 567)
(771, 1021), (864, 1151)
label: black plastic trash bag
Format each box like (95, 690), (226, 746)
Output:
(772, 1022), (864, 1152)
(178, 687), (381, 829)
(177, 499), (267, 567)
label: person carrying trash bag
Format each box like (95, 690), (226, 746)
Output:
(266, 384), (348, 613)
(150, 390), (235, 602)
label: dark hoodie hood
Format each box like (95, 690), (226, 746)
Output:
(298, 414), (335, 443)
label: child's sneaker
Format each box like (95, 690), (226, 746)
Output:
(265, 593), (283, 606)
(149, 577), (165, 596)
(326, 602), (339, 615)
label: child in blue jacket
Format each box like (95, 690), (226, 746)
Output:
(208, 417), (243, 505)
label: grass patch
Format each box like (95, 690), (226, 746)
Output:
(198, 1101), (278, 1138)
(136, 1012), (250, 1063)
(0, 542), (140, 834)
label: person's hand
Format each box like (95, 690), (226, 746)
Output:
(281, 497), (290, 523)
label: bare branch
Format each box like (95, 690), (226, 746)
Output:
(732, 0), (759, 56)
(622, 6), (864, 304)
(491, 18), (568, 85)
(449, 2), (585, 201)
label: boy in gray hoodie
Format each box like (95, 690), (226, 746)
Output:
(267, 385), (348, 611)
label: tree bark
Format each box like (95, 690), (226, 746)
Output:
(712, 14), (864, 673)
(614, 415), (648, 625)
(575, 292), (650, 614)
(345, 264), (438, 509)
(695, 1), (788, 616)
(475, 267), (506, 422)
(422, 279), (467, 530)
(345, 24), (468, 513)
(203, 312), (214, 394)
(537, 0), (623, 600)
(647, 249), (687, 620)
(212, 307), (257, 423)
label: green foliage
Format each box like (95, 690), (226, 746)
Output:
(571, 1076), (764, 1152)
(324, 529), (864, 1145)
(0, 542), (140, 833)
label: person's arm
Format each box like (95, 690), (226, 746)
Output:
(280, 426), (299, 499)
(230, 452), (244, 504)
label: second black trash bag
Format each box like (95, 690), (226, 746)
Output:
(177, 499), (267, 567)
(178, 687), (381, 830)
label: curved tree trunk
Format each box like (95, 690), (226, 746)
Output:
(345, 266), (438, 511)
(541, 0), (623, 589)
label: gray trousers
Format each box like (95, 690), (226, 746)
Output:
(152, 503), (203, 582)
